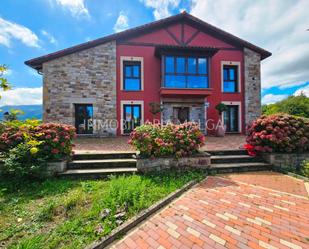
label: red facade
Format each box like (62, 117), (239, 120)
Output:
(116, 22), (245, 135)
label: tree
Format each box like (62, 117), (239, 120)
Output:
(262, 93), (309, 118)
(0, 64), (11, 98)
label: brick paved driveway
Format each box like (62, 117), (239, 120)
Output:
(111, 172), (309, 249)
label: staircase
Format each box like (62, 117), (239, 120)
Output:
(208, 150), (271, 174)
(59, 151), (137, 178)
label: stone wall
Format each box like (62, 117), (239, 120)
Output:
(244, 48), (261, 128)
(162, 102), (205, 132)
(261, 153), (309, 170)
(42, 41), (117, 136)
(136, 152), (211, 173)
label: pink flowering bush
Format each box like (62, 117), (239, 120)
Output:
(129, 122), (205, 158)
(0, 121), (76, 178)
(246, 114), (309, 154)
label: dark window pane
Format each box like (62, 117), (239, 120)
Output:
(229, 68), (235, 80)
(223, 81), (236, 92)
(188, 58), (196, 73)
(133, 66), (139, 77)
(125, 66), (131, 77)
(198, 58), (207, 74)
(176, 57), (185, 73)
(187, 76), (208, 88)
(165, 75), (186, 88)
(165, 56), (174, 73)
(125, 79), (140, 90)
(75, 104), (93, 134)
(223, 69), (228, 80)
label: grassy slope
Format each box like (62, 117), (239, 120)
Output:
(0, 170), (203, 249)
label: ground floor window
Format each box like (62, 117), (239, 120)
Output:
(123, 104), (141, 134)
(223, 105), (239, 132)
(75, 104), (93, 134)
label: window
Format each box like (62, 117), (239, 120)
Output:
(223, 65), (238, 92)
(123, 61), (141, 91)
(75, 104), (93, 134)
(123, 104), (141, 134)
(164, 56), (208, 88)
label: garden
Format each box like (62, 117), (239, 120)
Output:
(0, 119), (206, 248)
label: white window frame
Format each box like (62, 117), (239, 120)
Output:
(120, 100), (144, 135)
(221, 61), (241, 93)
(221, 101), (242, 133)
(120, 56), (144, 91)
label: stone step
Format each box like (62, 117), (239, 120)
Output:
(211, 155), (262, 164)
(73, 151), (136, 160)
(209, 162), (271, 174)
(58, 168), (138, 178)
(207, 150), (248, 156)
(67, 158), (137, 169)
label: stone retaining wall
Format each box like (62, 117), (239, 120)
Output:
(261, 152), (309, 170)
(136, 152), (211, 173)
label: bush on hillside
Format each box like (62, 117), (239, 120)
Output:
(129, 122), (205, 158)
(246, 114), (309, 154)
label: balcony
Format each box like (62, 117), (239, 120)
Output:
(159, 87), (213, 97)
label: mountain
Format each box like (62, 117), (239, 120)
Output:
(0, 105), (42, 120)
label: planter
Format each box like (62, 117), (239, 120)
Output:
(261, 152), (309, 171)
(46, 160), (67, 176)
(136, 152), (211, 173)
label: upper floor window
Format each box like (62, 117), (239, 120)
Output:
(123, 61), (141, 91)
(223, 65), (238, 92)
(164, 56), (208, 88)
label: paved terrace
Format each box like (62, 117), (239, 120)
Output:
(74, 135), (246, 153)
(111, 172), (309, 249)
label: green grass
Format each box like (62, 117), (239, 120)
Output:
(0, 170), (204, 249)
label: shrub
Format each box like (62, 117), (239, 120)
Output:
(300, 160), (309, 178)
(246, 114), (309, 154)
(0, 121), (76, 178)
(129, 122), (205, 158)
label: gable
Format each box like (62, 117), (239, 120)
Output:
(123, 22), (235, 48)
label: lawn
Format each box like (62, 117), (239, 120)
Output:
(0, 170), (204, 249)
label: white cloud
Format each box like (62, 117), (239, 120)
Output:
(140, 0), (180, 20)
(190, 0), (309, 90)
(294, 84), (309, 97)
(54, 0), (89, 18)
(113, 12), (129, 32)
(0, 87), (42, 106)
(0, 17), (39, 48)
(41, 30), (58, 45)
(261, 94), (288, 105)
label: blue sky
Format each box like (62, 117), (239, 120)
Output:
(0, 0), (308, 106)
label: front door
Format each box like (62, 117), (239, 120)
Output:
(223, 105), (239, 132)
(123, 104), (141, 134)
(173, 107), (189, 123)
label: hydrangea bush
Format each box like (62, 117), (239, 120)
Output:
(129, 122), (205, 158)
(246, 114), (309, 154)
(0, 121), (76, 178)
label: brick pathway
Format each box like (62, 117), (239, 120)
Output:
(111, 172), (309, 249)
(74, 135), (245, 152)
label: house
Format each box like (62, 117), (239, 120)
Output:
(25, 11), (271, 136)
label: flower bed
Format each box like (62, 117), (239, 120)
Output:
(129, 123), (209, 172)
(246, 114), (309, 154)
(0, 121), (76, 178)
(129, 122), (205, 158)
